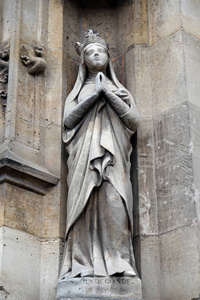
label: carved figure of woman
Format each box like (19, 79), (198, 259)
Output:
(60, 30), (140, 279)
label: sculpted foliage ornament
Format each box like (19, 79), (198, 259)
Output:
(58, 29), (141, 298)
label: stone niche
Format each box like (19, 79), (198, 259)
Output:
(63, 0), (148, 281)
(58, 1), (147, 299)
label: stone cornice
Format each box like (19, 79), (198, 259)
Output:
(0, 150), (59, 195)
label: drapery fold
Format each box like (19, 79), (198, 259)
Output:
(64, 97), (134, 238)
(61, 86), (137, 278)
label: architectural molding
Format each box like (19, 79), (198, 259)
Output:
(0, 151), (59, 195)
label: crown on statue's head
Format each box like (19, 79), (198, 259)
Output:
(85, 29), (99, 38)
(75, 29), (109, 55)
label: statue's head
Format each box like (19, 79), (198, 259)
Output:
(75, 29), (108, 55)
(84, 43), (108, 71)
(76, 30), (109, 72)
(65, 29), (126, 105)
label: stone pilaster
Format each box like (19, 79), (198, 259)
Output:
(130, 1), (200, 299)
(0, 1), (65, 299)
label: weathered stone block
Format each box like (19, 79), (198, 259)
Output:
(184, 32), (200, 109)
(189, 104), (200, 161)
(0, 226), (41, 300)
(117, 0), (148, 52)
(148, 0), (181, 45)
(140, 236), (161, 300)
(45, 124), (62, 176)
(112, 55), (126, 86)
(3, 183), (43, 236)
(42, 184), (62, 238)
(159, 225), (199, 300)
(138, 166), (158, 236)
(48, 0), (63, 48)
(63, 0), (80, 56)
(137, 120), (158, 235)
(0, 182), (5, 227)
(150, 31), (187, 116)
(15, 63), (37, 148)
(154, 104), (196, 233)
(181, 0), (200, 40)
(137, 120), (154, 168)
(21, 0), (37, 42)
(80, 7), (117, 56)
(64, 53), (79, 96)
(40, 238), (62, 300)
(46, 48), (63, 126)
(191, 152), (200, 222)
(125, 46), (152, 118)
(1, 0), (13, 42)
(189, 104), (200, 223)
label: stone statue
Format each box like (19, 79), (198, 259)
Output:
(60, 30), (140, 280)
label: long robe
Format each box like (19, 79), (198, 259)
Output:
(61, 81), (137, 278)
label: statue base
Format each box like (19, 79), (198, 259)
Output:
(57, 276), (143, 299)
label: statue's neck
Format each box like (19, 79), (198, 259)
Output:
(87, 68), (107, 81)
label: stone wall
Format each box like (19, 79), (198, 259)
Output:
(127, 1), (200, 299)
(0, 0), (199, 299)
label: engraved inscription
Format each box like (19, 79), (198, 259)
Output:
(81, 278), (131, 285)
(57, 276), (142, 299)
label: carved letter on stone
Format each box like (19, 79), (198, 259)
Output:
(20, 45), (47, 75)
(57, 30), (142, 299)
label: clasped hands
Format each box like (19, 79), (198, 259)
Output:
(94, 72), (130, 106)
(94, 72), (109, 96)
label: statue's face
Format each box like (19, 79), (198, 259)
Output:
(85, 44), (108, 70)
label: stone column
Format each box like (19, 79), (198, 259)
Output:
(0, 0), (65, 299)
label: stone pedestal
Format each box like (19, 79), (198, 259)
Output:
(57, 277), (142, 300)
